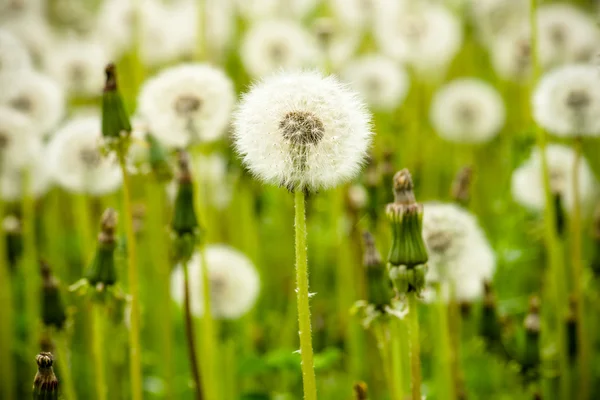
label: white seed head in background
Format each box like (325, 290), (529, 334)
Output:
(0, 106), (43, 170)
(0, 70), (64, 136)
(533, 64), (600, 138)
(422, 202), (496, 303)
(1, 12), (53, 64)
(137, 63), (235, 148)
(430, 78), (505, 143)
(233, 70), (373, 192)
(470, 0), (529, 45)
(47, 115), (122, 195)
(235, 0), (317, 21)
(489, 25), (531, 82)
(511, 144), (598, 215)
(170, 245), (260, 319)
(312, 18), (361, 71)
(0, 0), (43, 21)
(241, 19), (319, 78)
(0, 143), (51, 202)
(0, 29), (31, 77)
(328, 0), (382, 32)
(340, 54), (410, 112)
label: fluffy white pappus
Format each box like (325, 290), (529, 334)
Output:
(43, 36), (109, 98)
(0, 106), (42, 169)
(170, 245), (260, 319)
(533, 64), (600, 138)
(340, 54), (410, 111)
(537, 4), (600, 70)
(430, 78), (505, 143)
(511, 144), (597, 214)
(312, 18), (360, 71)
(1, 13), (53, 63)
(0, 29), (31, 77)
(0, 70), (64, 136)
(422, 202), (496, 302)
(233, 70), (373, 192)
(235, 0), (317, 20)
(47, 116), (123, 195)
(0, 143), (51, 201)
(241, 19), (319, 78)
(328, 0), (383, 31)
(489, 26), (532, 82)
(374, 1), (463, 76)
(470, 0), (529, 44)
(96, 0), (136, 58)
(137, 63), (235, 148)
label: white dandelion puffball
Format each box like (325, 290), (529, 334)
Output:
(533, 64), (600, 138)
(0, 106), (42, 170)
(43, 36), (109, 97)
(0, 29), (31, 77)
(470, 0), (529, 44)
(511, 144), (597, 214)
(312, 18), (360, 71)
(0, 143), (51, 201)
(328, 0), (382, 31)
(422, 202), (496, 302)
(0, 0), (42, 21)
(0, 70), (64, 136)
(97, 0), (136, 58)
(47, 116), (122, 195)
(340, 54), (409, 111)
(489, 26), (531, 82)
(374, 1), (463, 76)
(170, 245), (260, 319)
(235, 0), (317, 20)
(430, 78), (505, 143)
(240, 19), (319, 78)
(137, 64), (235, 148)
(233, 70), (373, 192)
(537, 4), (600, 69)
(2, 13), (54, 63)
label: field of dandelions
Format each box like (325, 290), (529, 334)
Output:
(3, 0), (600, 399)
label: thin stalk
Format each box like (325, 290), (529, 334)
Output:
(92, 304), (107, 400)
(199, 245), (218, 400)
(55, 331), (77, 400)
(294, 190), (317, 400)
(571, 137), (589, 399)
(196, 0), (205, 61)
(390, 319), (405, 400)
(407, 293), (422, 400)
(372, 322), (397, 400)
(182, 258), (203, 400)
(73, 194), (93, 267)
(448, 290), (463, 399)
(0, 197), (14, 400)
(117, 152), (143, 400)
(435, 285), (454, 400)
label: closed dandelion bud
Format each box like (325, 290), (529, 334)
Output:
(480, 281), (501, 347)
(522, 296), (541, 374)
(32, 352), (59, 400)
(146, 133), (173, 182)
(172, 151), (198, 236)
(101, 63), (131, 140)
(565, 295), (577, 362)
(362, 232), (393, 310)
(353, 381), (368, 400)
(451, 166), (473, 206)
(85, 208), (118, 287)
(3, 214), (23, 269)
(40, 261), (67, 330)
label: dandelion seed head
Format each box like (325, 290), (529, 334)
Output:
(2, 13), (53, 63)
(490, 26), (532, 82)
(471, 0), (529, 44)
(430, 78), (505, 143)
(137, 63), (235, 148)
(329, 0), (382, 31)
(312, 18), (360, 70)
(47, 115), (122, 195)
(0, 106), (42, 169)
(170, 245), (260, 319)
(0, 142), (51, 201)
(233, 70), (373, 192)
(236, 0), (317, 20)
(0, 29), (31, 77)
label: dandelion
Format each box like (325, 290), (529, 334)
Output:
(96, 0), (136, 58)
(47, 116), (122, 195)
(489, 27), (531, 82)
(329, 0), (380, 31)
(0, 29), (31, 77)
(430, 78), (505, 144)
(511, 144), (597, 215)
(312, 18), (360, 71)
(233, 70), (372, 192)
(0, 106), (42, 170)
(0, 144), (50, 202)
(235, 0), (317, 21)
(422, 202), (496, 303)
(32, 352), (59, 400)
(240, 20), (319, 78)
(137, 64), (235, 148)
(533, 64), (600, 138)
(340, 54), (410, 111)
(0, 70), (64, 135)
(171, 245), (260, 319)
(1, 13), (54, 63)
(470, 0), (529, 44)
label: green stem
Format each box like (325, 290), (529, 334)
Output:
(182, 258), (203, 400)
(196, 0), (205, 61)
(390, 319), (405, 400)
(117, 152), (143, 400)
(73, 194), (93, 267)
(55, 331), (77, 400)
(407, 293), (422, 400)
(92, 304), (107, 400)
(199, 245), (218, 400)
(294, 190), (318, 400)
(0, 198), (14, 400)
(571, 138), (589, 399)
(372, 322), (396, 400)
(435, 285), (454, 400)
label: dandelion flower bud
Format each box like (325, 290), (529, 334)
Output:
(172, 151), (199, 237)
(85, 208), (119, 288)
(362, 231), (393, 309)
(102, 63), (132, 140)
(353, 381), (368, 400)
(533, 64), (600, 138)
(233, 70), (373, 192)
(0, 29), (31, 77)
(40, 261), (67, 330)
(240, 19), (319, 78)
(430, 78), (505, 144)
(511, 144), (597, 215)
(32, 352), (59, 400)
(47, 116), (123, 195)
(137, 63), (235, 148)
(171, 245), (260, 319)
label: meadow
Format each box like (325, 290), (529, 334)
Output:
(2, 0), (600, 399)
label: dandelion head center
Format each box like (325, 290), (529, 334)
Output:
(269, 43), (287, 63)
(209, 274), (227, 297)
(548, 23), (567, 46)
(9, 95), (32, 113)
(403, 17), (427, 41)
(69, 63), (87, 85)
(0, 133), (10, 150)
(79, 148), (101, 168)
(426, 230), (454, 256)
(565, 89), (590, 112)
(549, 168), (566, 194)
(174, 95), (202, 117)
(365, 76), (382, 97)
(279, 111), (325, 146)
(455, 102), (479, 127)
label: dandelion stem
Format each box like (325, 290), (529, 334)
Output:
(372, 322), (397, 400)
(294, 189), (318, 400)
(92, 303), (107, 400)
(117, 152), (143, 400)
(54, 331), (77, 400)
(407, 293), (422, 400)
(196, 0), (205, 61)
(571, 137), (589, 399)
(182, 258), (203, 400)
(434, 284), (455, 400)
(390, 319), (405, 400)
(199, 244), (218, 400)
(0, 197), (15, 400)
(73, 194), (93, 267)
